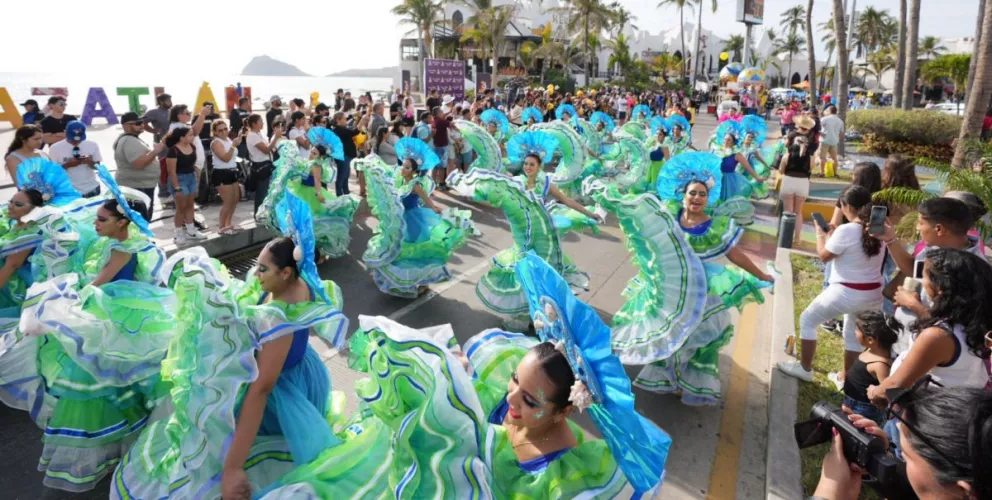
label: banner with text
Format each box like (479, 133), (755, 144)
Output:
(424, 59), (465, 101)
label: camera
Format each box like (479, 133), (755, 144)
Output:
(795, 402), (917, 499)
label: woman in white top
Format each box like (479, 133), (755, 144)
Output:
(867, 248), (992, 406)
(4, 125), (48, 181)
(779, 186), (886, 382)
(210, 121), (244, 235)
(244, 114), (283, 215)
(287, 111), (310, 158)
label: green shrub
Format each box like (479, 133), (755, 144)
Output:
(847, 109), (961, 146)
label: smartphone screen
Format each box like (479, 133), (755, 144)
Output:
(868, 205), (888, 235)
(794, 418), (833, 448)
(914, 260), (925, 279)
(811, 212), (830, 232)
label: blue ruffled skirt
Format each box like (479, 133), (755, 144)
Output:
(720, 171), (752, 201)
(256, 345), (341, 465)
(403, 207), (440, 244)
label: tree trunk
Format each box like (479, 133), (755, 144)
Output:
(692, 4), (704, 92)
(806, 0), (818, 107)
(418, 28), (426, 92)
(952, 0), (992, 168)
(967, 0), (987, 90)
(680, 9), (687, 79)
(832, 0), (851, 155)
(901, 0), (921, 110)
(787, 54), (793, 86)
(894, 0), (907, 107)
(584, 16), (591, 85)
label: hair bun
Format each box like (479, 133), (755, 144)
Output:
(292, 245), (303, 262)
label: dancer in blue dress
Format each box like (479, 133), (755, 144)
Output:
(357, 138), (476, 298)
(521, 106), (544, 126)
(710, 120), (766, 202)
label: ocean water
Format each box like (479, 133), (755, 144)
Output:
(0, 72), (394, 116)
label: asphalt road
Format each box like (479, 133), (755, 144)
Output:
(0, 113), (777, 499)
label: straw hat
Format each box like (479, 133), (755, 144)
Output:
(794, 114), (815, 130)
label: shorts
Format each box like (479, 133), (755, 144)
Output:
(618, 111), (627, 120)
(212, 168), (238, 186)
(170, 172), (198, 196)
(820, 143), (838, 156)
(779, 175), (810, 198)
(433, 146), (449, 166)
(461, 151), (473, 167)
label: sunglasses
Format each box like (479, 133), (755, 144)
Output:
(797, 127), (810, 133)
(885, 375), (956, 464)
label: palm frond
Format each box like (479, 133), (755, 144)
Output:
(873, 187), (937, 207)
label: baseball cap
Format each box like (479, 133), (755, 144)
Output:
(20, 99), (38, 107)
(120, 112), (143, 124)
(66, 120), (86, 141)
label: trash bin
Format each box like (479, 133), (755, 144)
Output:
(707, 105), (717, 115)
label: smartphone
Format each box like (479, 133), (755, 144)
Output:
(868, 205), (888, 235)
(913, 260), (925, 280)
(811, 212), (830, 233)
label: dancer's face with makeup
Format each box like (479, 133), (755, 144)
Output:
(684, 181), (709, 215)
(506, 351), (563, 428)
(522, 155), (541, 178)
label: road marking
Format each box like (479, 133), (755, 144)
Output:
(706, 303), (759, 500)
(388, 258), (493, 321)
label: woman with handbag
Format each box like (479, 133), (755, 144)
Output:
(245, 114), (282, 216)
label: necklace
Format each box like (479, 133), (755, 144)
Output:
(509, 425), (552, 449)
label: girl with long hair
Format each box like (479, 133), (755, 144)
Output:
(4, 125), (46, 180)
(165, 126), (206, 244)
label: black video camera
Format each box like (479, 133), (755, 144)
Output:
(795, 402), (917, 499)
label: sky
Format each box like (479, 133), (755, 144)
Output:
(0, 0), (982, 76)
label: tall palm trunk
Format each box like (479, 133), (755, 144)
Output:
(832, 0), (850, 154)
(418, 28), (426, 92)
(967, 0), (987, 90)
(692, 2), (704, 88)
(893, 0), (907, 107)
(952, 0), (992, 168)
(679, 9), (687, 79)
(901, 0), (921, 110)
(806, 0), (818, 107)
(584, 16), (591, 85)
(787, 53), (794, 86)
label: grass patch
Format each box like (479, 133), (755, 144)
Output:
(791, 254), (881, 499)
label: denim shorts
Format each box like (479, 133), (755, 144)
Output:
(434, 146), (449, 165)
(842, 395), (887, 427)
(170, 172), (198, 196)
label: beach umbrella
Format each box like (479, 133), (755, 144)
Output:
(719, 62), (744, 83)
(737, 67), (765, 86)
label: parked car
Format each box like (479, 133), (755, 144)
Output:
(932, 102), (964, 116)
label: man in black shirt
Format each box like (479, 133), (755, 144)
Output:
(228, 97), (251, 158)
(265, 97), (284, 138)
(389, 98), (402, 121)
(425, 89), (441, 114)
(334, 89), (344, 111)
(331, 112), (360, 196)
(39, 96), (77, 146)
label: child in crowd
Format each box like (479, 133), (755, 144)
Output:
(841, 311), (897, 425)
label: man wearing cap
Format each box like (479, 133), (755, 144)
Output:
(114, 112), (166, 221)
(266, 96), (284, 139)
(49, 121), (103, 197)
(20, 99), (43, 125)
(39, 96), (78, 146)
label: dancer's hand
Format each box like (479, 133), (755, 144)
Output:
(316, 191), (326, 204)
(221, 469), (251, 500)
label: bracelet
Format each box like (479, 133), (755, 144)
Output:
(883, 237), (897, 245)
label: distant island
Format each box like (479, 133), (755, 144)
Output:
(326, 66), (398, 78)
(241, 56), (311, 77)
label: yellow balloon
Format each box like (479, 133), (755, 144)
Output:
(547, 84), (555, 95)
(310, 92), (320, 107)
(720, 52), (729, 61)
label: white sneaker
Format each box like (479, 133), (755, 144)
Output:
(173, 230), (188, 245)
(828, 372), (844, 391)
(777, 360), (813, 382)
(185, 228), (208, 240)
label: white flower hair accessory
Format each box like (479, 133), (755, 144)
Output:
(292, 245), (304, 262)
(568, 380), (594, 412)
(705, 177), (716, 189)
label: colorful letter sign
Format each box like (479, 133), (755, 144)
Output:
(80, 87), (119, 126)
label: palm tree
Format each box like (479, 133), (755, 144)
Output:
(392, 0), (444, 92)
(917, 36), (948, 61)
(854, 6), (894, 57)
(652, 53), (683, 78)
(532, 24), (567, 84)
(894, 0), (906, 107)
(606, 34), (633, 76)
(952, 0), (992, 168)
(658, 0), (694, 79)
(610, 3), (638, 37)
(922, 54), (971, 97)
(819, 18), (837, 91)
(781, 5), (806, 36)
(553, 0), (614, 85)
(723, 34), (745, 62)
(774, 32), (806, 86)
(901, 0), (921, 110)
(857, 50), (896, 88)
(967, 0), (987, 90)
(805, 0), (818, 107)
(831, 0), (851, 152)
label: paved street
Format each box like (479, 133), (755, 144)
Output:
(0, 112), (778, 499)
